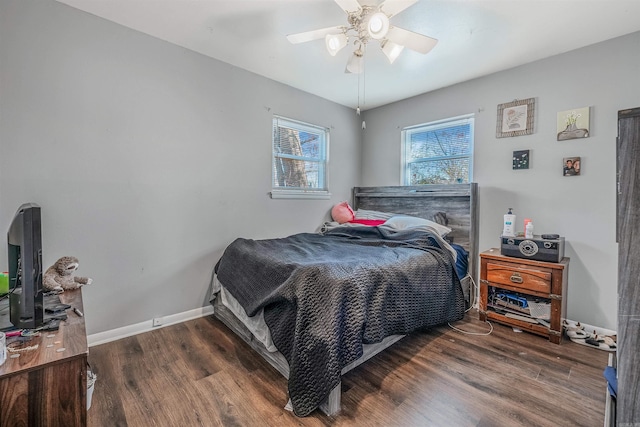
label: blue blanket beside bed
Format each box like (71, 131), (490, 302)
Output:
(451, 243), (469, 280)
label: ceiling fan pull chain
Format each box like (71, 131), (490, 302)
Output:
(362, 44), (366, 107)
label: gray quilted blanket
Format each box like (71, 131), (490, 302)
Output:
(215, 226), (465, 416)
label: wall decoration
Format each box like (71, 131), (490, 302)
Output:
(496, 98), (535, 138)
(563, 156), (581, 176)
(513, 150), (530, 169)
(557, 107), (590, 141)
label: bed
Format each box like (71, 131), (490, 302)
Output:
(210, 184), (478, 417)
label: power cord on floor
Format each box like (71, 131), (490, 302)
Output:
(464, 273), (476, 313)
(448, 319), (494, 336)
(448, 274), (494, 336)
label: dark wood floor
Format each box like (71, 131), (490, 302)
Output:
(87, 312), (609, 426)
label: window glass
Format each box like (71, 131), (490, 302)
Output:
(272, 116), (329, 198)
(403, 115), (474, 185)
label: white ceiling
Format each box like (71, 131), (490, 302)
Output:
(56, 0), (640, 110)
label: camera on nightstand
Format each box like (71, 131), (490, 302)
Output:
(500, 234), (565, 263)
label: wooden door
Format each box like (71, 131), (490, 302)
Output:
(617, 107), (640, 425)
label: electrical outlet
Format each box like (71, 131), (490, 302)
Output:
(152, 317), (163, 327)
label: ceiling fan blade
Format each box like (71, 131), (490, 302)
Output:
(286, 26), (345, 44)
(379, 0), (418, 18)
(334, 0), (362, 13)
(387, 26), (438, 54)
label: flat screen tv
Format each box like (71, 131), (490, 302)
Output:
(7, 203), (44, 329)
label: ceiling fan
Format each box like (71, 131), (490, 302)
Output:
(286, 0), (437, 74)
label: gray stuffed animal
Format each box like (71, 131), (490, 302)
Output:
(43, 256), (93, 292)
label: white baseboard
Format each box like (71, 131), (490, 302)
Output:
(86, 306), (616, 348)
(87, 305), (215, 347)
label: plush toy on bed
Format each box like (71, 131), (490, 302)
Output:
(331, 201), (355, 224)
(43, 256), (93, 292)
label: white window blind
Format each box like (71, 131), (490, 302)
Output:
(272, 116), (329, 198)
(402, 114), (474, 185)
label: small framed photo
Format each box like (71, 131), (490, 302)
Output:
(513, 150), (530, 170)
(496, 98), (535, 138)
(557, 107), (590, 141)
(563, 157), (581, 176)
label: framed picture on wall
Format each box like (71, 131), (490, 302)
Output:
(563, 156), (581, 176)
(557, 107), (590, 141)
(513, 150), (530, 169)
(496, 98), (535, 138)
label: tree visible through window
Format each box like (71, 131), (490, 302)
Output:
(272, 116), (328, 193)
(403, 115), (474, 185)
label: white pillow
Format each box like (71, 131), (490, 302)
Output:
(354, 209), (395, 220)
(382, 215), (452, 237)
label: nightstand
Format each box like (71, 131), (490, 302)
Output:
(479, 248), (569, 344)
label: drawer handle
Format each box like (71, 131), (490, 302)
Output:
(510, 272), (523, 284)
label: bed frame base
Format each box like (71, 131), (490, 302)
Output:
(212, 296), (404, 416)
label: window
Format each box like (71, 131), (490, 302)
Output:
(272, 116), (329, 199)
(402, 114), (474, 185)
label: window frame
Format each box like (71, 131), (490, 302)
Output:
(401, 114), (474, 186)
(271, 115), (331, 200)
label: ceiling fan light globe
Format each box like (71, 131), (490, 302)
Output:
(325, 33), (348, 56)
(367, 12), (389, 40)
(346, 52), (364, 74)
(382, 41), (404, 64)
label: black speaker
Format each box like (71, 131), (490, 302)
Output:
(500, 235), (565, 263)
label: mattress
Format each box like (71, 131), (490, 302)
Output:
(212, 241), (470, 355)
(212, 275), (278, 352)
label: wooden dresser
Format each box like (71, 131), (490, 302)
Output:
(0, 289), (88, 426)
(479, 248), (569, 344)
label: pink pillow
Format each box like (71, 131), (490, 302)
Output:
(349, 219), (385, 226)
(331, 202), (354, 224)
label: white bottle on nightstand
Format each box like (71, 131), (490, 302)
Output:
(525, 221), (534, 239)
(503, 208), (516, 237)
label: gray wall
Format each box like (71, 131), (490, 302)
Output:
(2, 0), (637, 335)
(362, 31), (640, 330)
(0, 0), (361, 335)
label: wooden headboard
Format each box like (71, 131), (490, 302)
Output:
(352, 184), (479, 287)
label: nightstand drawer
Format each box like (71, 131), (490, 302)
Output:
(486, 262), (551, 293)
